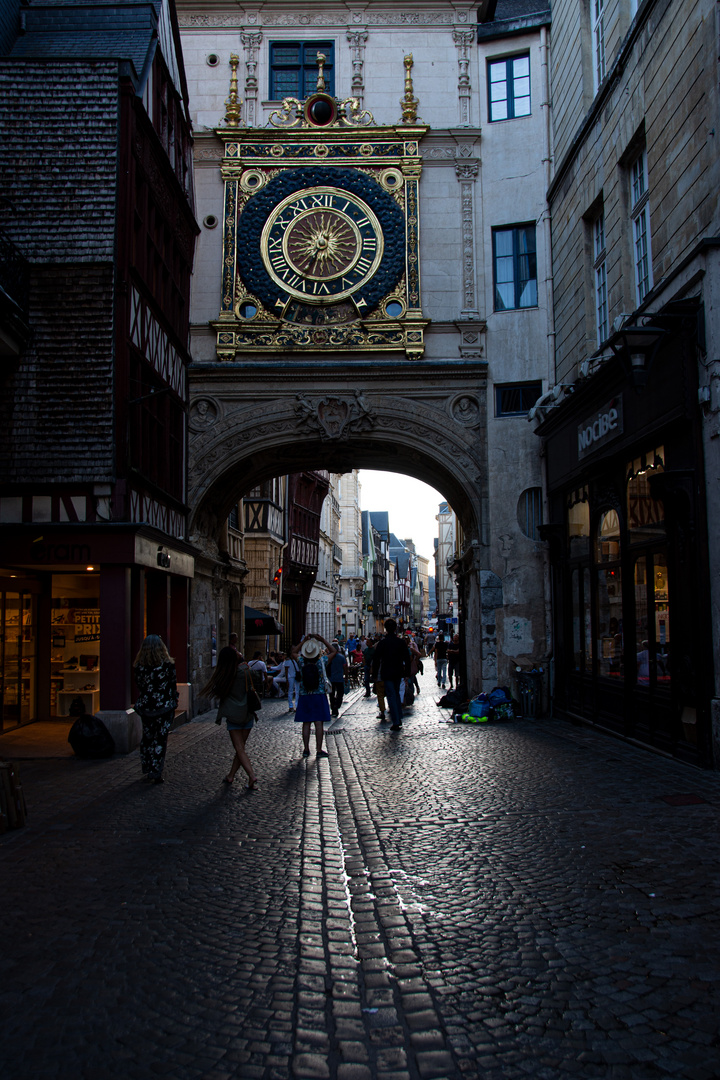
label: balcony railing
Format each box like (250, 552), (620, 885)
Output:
(339, 565), (365, 580)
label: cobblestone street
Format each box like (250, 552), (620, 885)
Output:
(2, 667), (720, 1080)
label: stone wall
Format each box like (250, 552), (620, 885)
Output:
(549, 0), (720, 383)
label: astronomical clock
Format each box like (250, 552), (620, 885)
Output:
(214, 54), (428, 360)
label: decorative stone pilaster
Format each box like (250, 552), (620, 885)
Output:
(455, 158), (480, 318)
(241, 30), (262, 128)
(346, 28), (368, 107)
(453, 28), (476, 127)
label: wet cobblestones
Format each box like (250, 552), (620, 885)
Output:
(2, 670), (720, 1078)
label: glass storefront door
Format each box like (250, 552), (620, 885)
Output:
(1, 590), (37, 730)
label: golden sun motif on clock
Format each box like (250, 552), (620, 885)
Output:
(284, 210), (360, 280)
(261, 186), (384, 307)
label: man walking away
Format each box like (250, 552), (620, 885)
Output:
(363, 636), (377, 696)
(434, 634), (449, 688)
(371, 619), (410, 731)
(327, 643), (348, 716)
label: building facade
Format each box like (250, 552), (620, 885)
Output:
(0, 0), (198, 737)
(538, 0), (720, 764)
(178, 0), (554, 695)
(307, 471), (343, 641)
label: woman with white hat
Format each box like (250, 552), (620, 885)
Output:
(290, 634), (337, 758)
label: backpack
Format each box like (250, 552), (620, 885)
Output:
(301, 658), (321, 692)
(249, 662), (265, 694)
(68, 710), (115, 759)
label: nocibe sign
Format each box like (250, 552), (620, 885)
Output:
(577, 397), (623, 460)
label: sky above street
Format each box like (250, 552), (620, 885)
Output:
(356, 470), (445, 564)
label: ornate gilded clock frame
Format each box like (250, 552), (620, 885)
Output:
(213, 54), (429, 361)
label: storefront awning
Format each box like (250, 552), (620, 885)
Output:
(245, 605), (284, 634)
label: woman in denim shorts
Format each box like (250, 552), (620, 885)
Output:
(202, 646), (257, 789)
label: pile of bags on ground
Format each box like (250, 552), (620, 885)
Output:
(437, 685), (515, 724)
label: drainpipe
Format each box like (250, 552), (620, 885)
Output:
(539, 23), (556, 698)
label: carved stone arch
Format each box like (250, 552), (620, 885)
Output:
(188, 382), (488, 550)
(187, 365), (495, 690)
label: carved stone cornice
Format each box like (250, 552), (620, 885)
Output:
(178, 8), (477, 29)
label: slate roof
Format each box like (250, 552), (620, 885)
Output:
(369, 512), (390, 543)
(477, 0), (551, 39)
(361, 510), (372, 556)
(10, 1), (161, 82)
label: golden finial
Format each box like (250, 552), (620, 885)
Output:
(224, 53), (243, 127)
(316, 52), (327, 92)
(399, 53), (420, 124)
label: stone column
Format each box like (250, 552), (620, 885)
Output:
(241, 30), (262, 128)
(346, 28), (368, 106)
(455, 159), (480, 319)
(453, 28), (476, 127)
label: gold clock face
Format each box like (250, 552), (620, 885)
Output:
(261, 186), (384, 305)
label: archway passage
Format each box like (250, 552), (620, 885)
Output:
(186, 359), (496, 698)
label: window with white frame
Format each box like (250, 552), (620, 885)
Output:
(594, 212), (608, 344)
(492, 224), (538, 311)
(488, 54), (531, 121)
(592, 0), (606, 91)
(630, 149), (652, 303)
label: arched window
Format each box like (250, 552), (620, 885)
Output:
(517, 487), (543, 539)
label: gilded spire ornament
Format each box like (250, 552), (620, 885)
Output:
(224, 53), (243, 127)
(316, 52), (327, 92)
(400, 53), (419, 124)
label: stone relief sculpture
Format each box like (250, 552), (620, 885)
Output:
(450, 394), (481, 426)
(190, 398), (219, 431)
(294, 391), (376, 439)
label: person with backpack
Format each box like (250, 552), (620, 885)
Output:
(290, 634), (337, 757)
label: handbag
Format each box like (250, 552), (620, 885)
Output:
(245, 668), (263, 714)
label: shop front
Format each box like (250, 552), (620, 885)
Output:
(0, 526), (194, 731)
(538, 307), (714, 765)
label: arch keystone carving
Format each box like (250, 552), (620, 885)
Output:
(294, 391), (376, 439)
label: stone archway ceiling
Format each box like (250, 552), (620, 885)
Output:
(187, 375), (488, 553)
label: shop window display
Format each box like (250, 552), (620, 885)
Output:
(51, 574), (101, 717)
(595, 510), (623, 678)
(1, 588), (37, 730)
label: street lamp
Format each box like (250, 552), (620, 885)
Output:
(607, 321), (668, 390)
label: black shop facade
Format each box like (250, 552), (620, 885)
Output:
(536, 309), (714, 766)
(0, 524), (194, 732)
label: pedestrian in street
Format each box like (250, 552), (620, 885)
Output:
(371, 618), (410, 731)
(363, 636), (377, 696)
(327, 644), (348, 717)
(201, 646), (257, 789)
(407, 633), (422, 696)
(447, 633), (461, 689)
(133, 634), (179, 784)
(278, 652), (301, 711)
(290, 634), (337, 757)
(434, 633), (449, 688)
(374, 678), (387, 721)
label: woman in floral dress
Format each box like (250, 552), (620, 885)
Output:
(133, 635), (179, 784)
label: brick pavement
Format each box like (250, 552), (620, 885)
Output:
(1, 670), (720, 1079)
